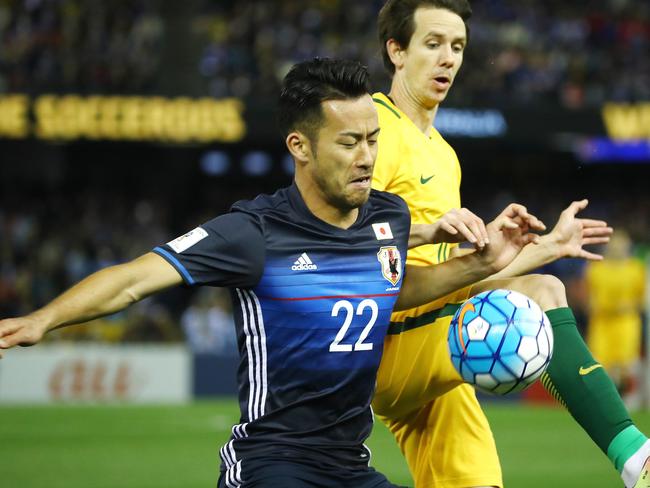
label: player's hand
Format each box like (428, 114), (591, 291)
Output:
(549, 199), (613, 261)
(494, 203), (546, 234)
(481, 203), (544, 271)
(0, 316), (47, 359)
(421, 208), (489, 249)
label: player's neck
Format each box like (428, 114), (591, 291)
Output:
(294, 177), (359, 230)
(388, 84), (438, 136)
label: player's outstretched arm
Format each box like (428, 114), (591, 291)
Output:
(0, 252), (183, 358)
(396, 203), (543, 311)
(490, 199), (613, 279)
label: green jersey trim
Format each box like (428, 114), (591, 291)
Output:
(373, 97), (401, 119)
(387, 302), (462, 335)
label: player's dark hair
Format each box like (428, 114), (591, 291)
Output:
(278, 57), (371, 144)
(378, 0), (472, 74)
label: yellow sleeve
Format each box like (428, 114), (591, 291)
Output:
(372, 110), (401, 192)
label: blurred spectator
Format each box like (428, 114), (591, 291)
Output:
(586, 230), (646, 408)
(181, 288), (237, 355)
(121, 300), (182, 342)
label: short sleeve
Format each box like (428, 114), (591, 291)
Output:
(153, 211), (265, 288)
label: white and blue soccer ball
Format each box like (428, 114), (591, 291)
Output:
(447, 289), (554, 395)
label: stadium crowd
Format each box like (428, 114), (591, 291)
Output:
(1, 0), (648, 107)
(196, 0), (650, 107)
(193, 0), (649, 107)
(0, 0), (164, 94)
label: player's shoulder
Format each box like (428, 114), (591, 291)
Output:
(231, 186), (291, 216)
(226, 188), (296, 237)
(372, 92), (402, 123)
(368, 188), (409, 214)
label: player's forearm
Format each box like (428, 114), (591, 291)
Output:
(448, 246), (474, 259)
(489, 234), (560, 279)
(408, 224), (431, 249)
(395, 252), (498, 311)
(28, 253), (180, 333)
(29, 264), (147, 332)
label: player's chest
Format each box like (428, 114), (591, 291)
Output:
(398, 144), (460, 219)
(253, 211), (408, 316)
(251, 240), (405, 361)
(401, 144), (460, 191)
(256, 245), (404, 307)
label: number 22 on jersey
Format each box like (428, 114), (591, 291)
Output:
(329, 299), (378, 352)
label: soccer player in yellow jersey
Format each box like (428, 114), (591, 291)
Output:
(371, 1), (650, 487)
(587, 230), (647, 401)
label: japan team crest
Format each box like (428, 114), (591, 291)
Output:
(377, 246), (402, 286)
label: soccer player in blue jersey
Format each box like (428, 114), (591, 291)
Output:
(0, 58), (542, 487)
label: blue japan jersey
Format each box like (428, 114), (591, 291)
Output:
(153, 183), (410, 480)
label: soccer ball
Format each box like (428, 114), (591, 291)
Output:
(447, 289), (554, 395)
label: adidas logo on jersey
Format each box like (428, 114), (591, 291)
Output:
(291, 252), (317, 271)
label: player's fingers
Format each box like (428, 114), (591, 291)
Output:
(501, 203), (528, 218)
(521, 233), (541, 246)
(583, 228), (613, 238)
(0, 320), (21, 339)
(440, 209), (464, 227)
(579, 250), (604, 261)
(456, 211), (485, 247)
(497, 213), (529, 230)
(524, 215), (546, 231)
(458, 208), (483, 223)
(0, 329), (24, 348)
(514, 209), (545, 231)
(582, 237), (611, 245)
(0, 331), (19, 359)
(466, 221), (486, 248)
(439, 221), (459, 235)
(0, 330), (38, 349)
(0, 320), (41, 349)
(580, 218), (609, 228)
(582, 226), (613, 237)
(460, 209), (489, 244)
(453, 221), (480, 244)
(498, 218), (520, 230)
(502, 204), (546, 231)
(563, 199), (589, 216)
(0, 333), (17, 349)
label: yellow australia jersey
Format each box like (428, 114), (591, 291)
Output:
(587, 258), (645, 318)
(371, 92), (462, 267)
(586, 257), (646, 366)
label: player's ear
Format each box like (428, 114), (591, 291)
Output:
(386, 39), (404, 70)
(286, 131), (311, 165)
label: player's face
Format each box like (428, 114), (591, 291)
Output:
(399, 7), (466, 108)
(310, 95), (379, 211)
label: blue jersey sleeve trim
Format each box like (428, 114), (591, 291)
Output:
(153, 246), (196, 285)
